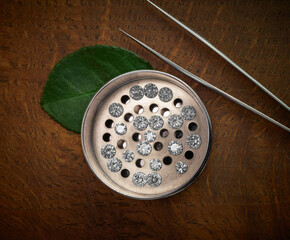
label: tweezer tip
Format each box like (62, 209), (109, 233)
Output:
(119, 28), (127, 34)
(119, 29), (132, 38)
(147, 0), (157, 6)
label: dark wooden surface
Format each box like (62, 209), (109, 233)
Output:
(1, 0), (289, 239)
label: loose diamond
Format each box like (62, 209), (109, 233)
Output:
(132, 172), (147, 187)
(168, 114), (183, 129)
(101, 144), (116, 159)
(107, 158), (122, 172)
(150, 159), (162, 171)
(181, 105), (196, 120)
(144, 83), (158, 98)
(186, 134), (202, 149)
(122, 150), (135, 162)
(144, 130), (157, 142)
(133, 116), (148, 131)
(149, 115), (164, 130)
(168, 140), (183, 156)
(137, 141), (152, 156)
(175, 161), (188, 174)
(147, 172), (162, 187)
(158, 87), (173, 102)
(108, 103), (124, 117)
(129, 85), (144, 100)
(114, 123), (127, 135)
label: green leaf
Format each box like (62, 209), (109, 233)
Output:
(41, 45), (153, 133)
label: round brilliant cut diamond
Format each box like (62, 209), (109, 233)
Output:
(168, 140), (183, 156)
(144, 83), (158, 98)
(122, 150), (135, 162)
(137, 141), (152, 156)
(108, 103), (124, 117)
(175, 161), (188, 174)
(133, 116), (148, 131)
(132, 172), (147, 187)
(129, 85), (144, 100)
(149, 159), (162, 171)
(107, 158), (122, 172)
(144, 130), (157, 142)
(168, 114), (183, 129)
(181, 105), (196, 120)
(149, 115), (164, 130)
(114, 123), (127, 135)
(158, 87), (173, 102)
(147, 172), (162, 187)
(101, 144), (116, 159)
(186, 134), (202, 149)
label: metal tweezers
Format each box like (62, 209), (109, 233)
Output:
(120, 0), (290, 132)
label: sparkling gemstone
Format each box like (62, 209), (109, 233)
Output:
(149, 115), (164, 130)
(132, 172), (147, 187)
(108, 103), (124, 117)
(181, 105), (196, 120)
(168, 140), (183, 156)
(133, 116), (148, 131)
(137, 141), (152, 156)
(129, 85), (144, 100)
(114, 123), (127, 135)
(107, 158), (122, 172)
(168, 114), (183, 129)
(101, 144), (116, 159)
(147, 172), (162, 187)
(144, 130), (157, 142)
(144, 83), (158, 98)
(175, 161), (188, 174)
(158, 87), (173, 102)
(186, 134), (202, 149)
(149, 159), (162, 171)
(122, 150), (135, 162)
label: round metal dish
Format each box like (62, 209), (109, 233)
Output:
(81, 70), (212, 199)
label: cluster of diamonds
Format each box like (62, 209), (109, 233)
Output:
(132, 172), (162, 187)
(101, 83), (203, 188)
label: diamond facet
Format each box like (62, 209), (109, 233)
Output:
(133, 116), (148, 131)
(108, 103), (124, 117)
(144, 83), (158, 98)
(149, 115), (164, 130)
(107, 158), (122, 172)
(158, 87), (173, 102)
(186, 134), (202, 149)
(132, 172), (147, 187)
(147, 172), (162, 187)
(181, 105), (196, 120)
(149, 159), (162, 171)
(129, 85), (144, 100)
(137, 141), (152, 156)
(168, 114), (183, 129)
(101, 144), (116, 159)
(122, 150), (135, 162)
(175, 161), (188, 174)
(144, 130), (157, 142)
(114, 123), (127, 135)
(168, 140), (183, 156)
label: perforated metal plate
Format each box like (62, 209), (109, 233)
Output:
(81, 70), (212, 199)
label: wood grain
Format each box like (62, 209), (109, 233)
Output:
(0, 0), (289, 239)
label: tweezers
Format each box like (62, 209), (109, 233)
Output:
(119, 2), (289, 132)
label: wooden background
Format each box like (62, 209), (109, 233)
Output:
(0, 0), (289, 239)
